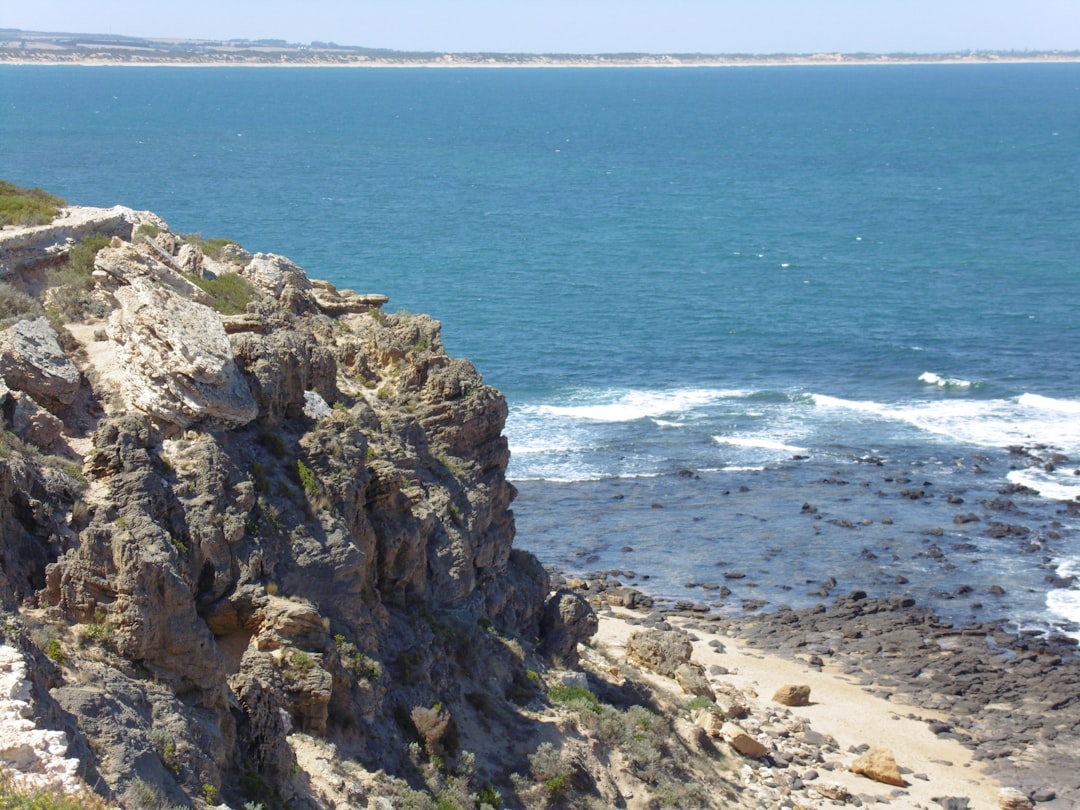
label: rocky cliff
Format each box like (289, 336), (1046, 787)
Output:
(0, 198), (595, 808)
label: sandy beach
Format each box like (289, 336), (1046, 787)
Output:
(594, 608), (1004, 808)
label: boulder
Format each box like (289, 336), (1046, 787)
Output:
(850, 746), (906, 786)
(10, 392), (64, 451)
(107, 275), (257, 428)
(0, 317), (80, 407)
(720, 722), (769, 758)
(539, 590), (598, 667)
(772, 684), (812, 707)
(675, 662), (715, 699)
(625, 627), (693, 677)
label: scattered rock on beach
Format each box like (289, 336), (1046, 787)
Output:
(772, 684), (812, 707)
(721, 722), (769, 759)
(998, 787), (1034, 809)
(625, 627), (693, 677)
(850, 746), (906, 786)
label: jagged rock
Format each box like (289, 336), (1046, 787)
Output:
(675, 662), (715, 698)
(310, 279), (388, 315)
(998, 787), (1034, 809)
(773, 684), (812, 707)
(94, 242), (212, 305)
(625, 627), (693, 677)
(0, 317), (80, 408)
(721, 722), (769, 758)
(540, 590), (598, 667)
(231, 328), (337, 421)
(851, 746), (906, 786)
(174, 242), (203, 275)
(0, 200), (572, 808)
(10, 392), (64, 452)
(107, 274), (257, 427)
(240, 253), (317, 314)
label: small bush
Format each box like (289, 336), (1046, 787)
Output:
(547, 684), (599, 709)
(134, 222), (160, 240)
(296, 460), (318, 496)
(0, 180), (66, 227)
(65, 234), (112, 276)
(188, 272), (254, 315)
(45, 638), (66, 665)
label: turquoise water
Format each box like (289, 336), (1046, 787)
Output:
(3, 64), (1080, 631)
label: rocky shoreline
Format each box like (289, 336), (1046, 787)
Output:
(568, 571), (1080, 808)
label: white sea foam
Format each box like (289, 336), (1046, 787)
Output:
(1017, 392), (1080, 414)
(811, 392), (1080, 454)
(713, 435), (808, 454)
(536, 388), (750, 423)
(918, 371), (974, 388)
(1007, 469), (1080, 502)
(1046, 558), (1080, 637)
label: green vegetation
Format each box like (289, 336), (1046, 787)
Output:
(0, 180), (65, 227)
(686, 695), (720, 713)
(296, 459), (318, 497)
(46, 234), (113, 323)
(187, 272), (255, 315)
(334, 634), (381, 682)
(134, 222), (160, 240)
(65, 234), (112, 276)
(290, 650), (314, 671)
(179, 232), (240, 261)
(44, 638), (66, 666)
(547, 684), (599, 709)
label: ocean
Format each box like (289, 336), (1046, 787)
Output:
(3, 63), (1079, 634)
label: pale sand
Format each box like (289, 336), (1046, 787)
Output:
(594, 609), (1004, 809)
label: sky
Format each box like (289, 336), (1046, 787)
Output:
(3, 0), (1078, 54)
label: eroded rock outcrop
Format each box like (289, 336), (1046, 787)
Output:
(0, 201), (594, 809)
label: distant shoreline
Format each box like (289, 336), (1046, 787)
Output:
(2, 37), (1079, 69)
(5, 56), (1080, 69)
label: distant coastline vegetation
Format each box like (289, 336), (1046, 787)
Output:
(0, 180), (65, 227)
(2, 28), (1078, 67)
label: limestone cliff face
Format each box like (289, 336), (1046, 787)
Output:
(0, 205), (592, 808)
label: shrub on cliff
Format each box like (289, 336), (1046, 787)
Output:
(0, 180), (66, 227)
(188, 272), (255, 315)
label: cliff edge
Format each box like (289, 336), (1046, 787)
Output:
(0, 191), (599, 808)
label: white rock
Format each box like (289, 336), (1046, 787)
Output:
(108, 275), (257, 427)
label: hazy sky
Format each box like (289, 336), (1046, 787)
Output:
(4, 1), (1078, 54)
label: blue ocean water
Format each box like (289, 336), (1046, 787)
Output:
(3, 64), (1079, 632)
